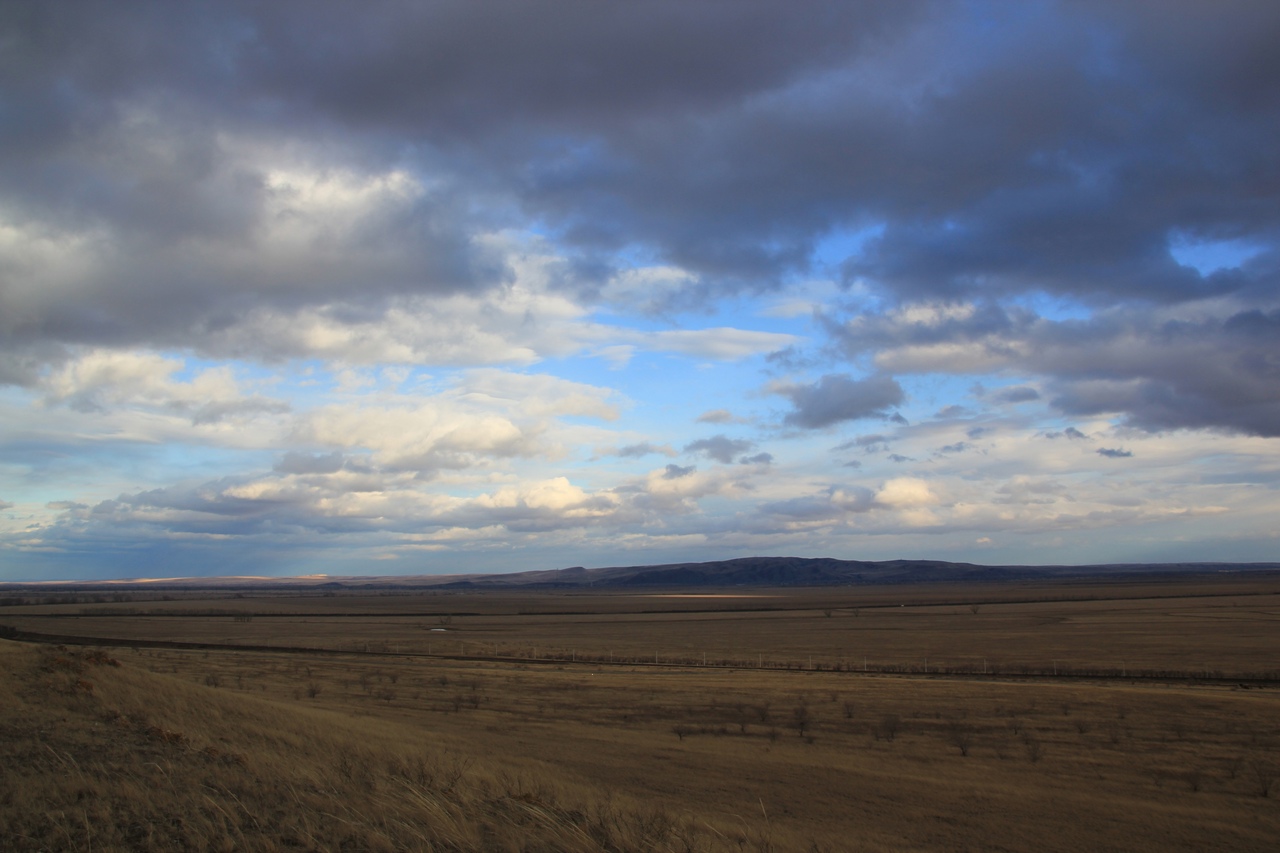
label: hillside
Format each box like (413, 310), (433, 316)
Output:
(435, 556), (1280, 590)
(7, 556), (1278, 593)
(0, 640), (756, 851)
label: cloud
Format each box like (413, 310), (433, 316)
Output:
(1097, 448), (1134, 459)
(874, 477), (940, 526)
(684, 435), (756, 464)
(630, 464), (756, 515)
(773, 374), (904, 429)
(611, 442), (677, 459)
(995, 477), (1070, 506)
(9, 2), (1277, 348)
(645, 328), (800, 361)
(4, 2), (1280, 575)
(39, 349), (291, 426)
(760, 486), (876, 522)
(282, 370), (622, 476)
(831, 302), (1280, 437)
(991, 386), (1040, 404)
(275, 451), (347, 475)
(191, 398), (292, 425)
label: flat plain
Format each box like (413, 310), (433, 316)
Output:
(3, 572), (1279, 851)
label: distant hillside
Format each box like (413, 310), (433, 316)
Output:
(5, 556), (1278, 591)
(434, 556), (1280, 590)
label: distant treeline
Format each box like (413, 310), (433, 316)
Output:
(2, 593), (133, 606)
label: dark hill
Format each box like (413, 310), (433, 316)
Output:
(435, 556), (1280, 589)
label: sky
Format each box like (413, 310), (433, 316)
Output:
(2, 1), (1279, 581)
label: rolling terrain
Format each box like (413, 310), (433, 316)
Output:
(3, 566), (1279, 851)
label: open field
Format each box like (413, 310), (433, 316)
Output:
(4, 574), (1280, 850)
(6, 574), (1280, 678)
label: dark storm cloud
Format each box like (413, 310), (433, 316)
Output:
(1038, 309), (1280, 436)
(830, 303), (1280, 436)
(775, 374), (904, 429)
(684, 435), (756, 465)
(0, 1), (919, 353)
(4, 1), (1278, 363)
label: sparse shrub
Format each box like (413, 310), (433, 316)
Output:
(791, 704), (811, 738)
(307, 682), (322, 699)
(83, 650), (121, 667)
(1249, 759), (1275, 797)
(204, 673), (221, 688)
(947, 721), (974, 756)
(1022, 734), (1042, 764)
(878, 713), (901, 742)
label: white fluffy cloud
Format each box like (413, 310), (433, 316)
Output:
(41, 350), (288, 424)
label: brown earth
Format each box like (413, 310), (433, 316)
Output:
(2, 574), (1278, 851)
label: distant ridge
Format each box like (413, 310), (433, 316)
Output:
(437, 556), (1280, 589)
(10, 556), (1276, 590)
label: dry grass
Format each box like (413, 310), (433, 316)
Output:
(0, 642), (771, 851)
(3, 575), (1280, 851)
(7, 576), (1279, 678)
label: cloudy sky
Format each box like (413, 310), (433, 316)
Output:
(2, 1), (1279, 580)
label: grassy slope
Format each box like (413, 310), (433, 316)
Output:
(0, 640), (765, 852)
